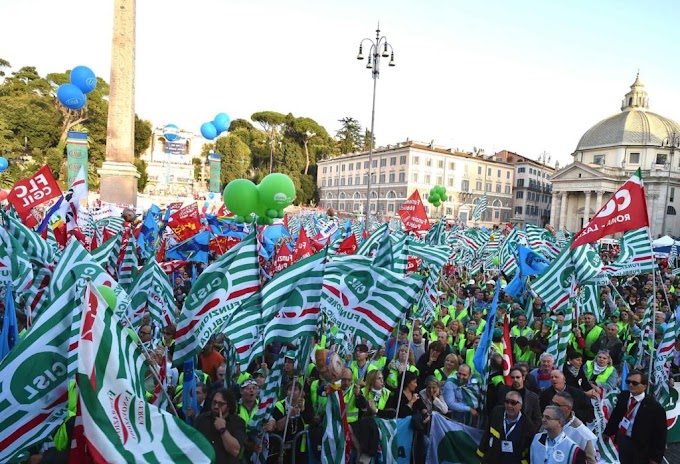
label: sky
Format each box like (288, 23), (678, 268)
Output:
(2, 0), (680, 168)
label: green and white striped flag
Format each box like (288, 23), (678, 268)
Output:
(127, 258), (155, 328)
(321, 390), (346, 464)
(1, 210), (55, 266)
(90, 232), (123, 277)
(374, 417), (398, 464)
(406, 238), (452, 268)
(249, 356), (285, 464)
(118, 227), (138, 291)
(321, 258), (424, 349)
(531, 242), (574, 313)
(577, 282), (602, 321)
(77, 282), (214, 463)
(0, 284), (81, 463)
(173, 232), (260, 366)
(571, 243), (602, 284)
(357, 223), (388, 257)
(600, 227), (656, 276)
(149, 261), (177, 327)
(0, 227), (33, 293)
(389, 233), (409, 274)
(472, 194), (487, 222)
(652, 309), (676, 406)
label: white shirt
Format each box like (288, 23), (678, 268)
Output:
(626, 392), (645, 437)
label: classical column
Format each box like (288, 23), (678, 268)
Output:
(99, 0), (140, 206)
(595, 190), (604, 213)
(550, 192), (560, 227)
(559, 191), (569, 231)
(583, 191), (592, 226)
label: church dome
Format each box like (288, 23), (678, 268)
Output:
(575, 74), (680, 151)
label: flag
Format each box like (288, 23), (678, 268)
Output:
(7, 165), (62, 226)
(149, 261), (177, 327)
(670, 243), (678, 268)
(0, 284), (80, 463)
(173, 232), (260, 366)
(571, 168), (649, 249)
(0, 227), (33, 292)
(321, 389), (347, 464)
(427, 413), (482, 464)
(531, 243), (574, 313)
(652, 309), (676, 407)
(570, 243), (603, 284)
(76, 282), (214, 463)
(516, 244), (550, 276)
(181, 359), (199, 424)
(398, 190), (430, 232)
(249, 356), (285, 464)
(2, 209), (55, 266)
(90, 233), (123, 277)
(501, 314), (513, 385)
(118, 226), (138, 291)
(292, 226), (313, 262)
(405, 237), (452, 268)
(170, 203), (203, 241)
(165, 230), (210, 263)
(473, 282), (500, 375)
(272, 242), (294, 274)
(600, 227), (656, 276)
(0, 285), (18, 361)
(472, 194), (487, 222)
(374, 417), (399, 464)
(57, 166), (87, 232)
(321, 258), (424, 349)
(137, 209), (160, 258)
(591, 388), (620, 464)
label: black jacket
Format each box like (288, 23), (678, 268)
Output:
(477, 405), (534, 464)
(496, 385), (542, 432)
(604, 391), (667, 464)
(539, 385), (594, 424)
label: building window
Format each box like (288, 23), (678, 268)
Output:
(518, 167), (525, 173)
(348, 177), (352, 186)
(505, 185), (511, 194)
(485, 183), (491, 192)
(356, 162), (360, 169)
(668, 206), (677, 215)
(413, 156), (420, 165)
(388, 204), (394, 212)
(363, 161), (369, 169)
(322, 167), (327, 174)
(363, 175), (368, 184)
(446, 207), (453, 215)
(355, 176), (360, 185)
(339, 203), (344, 211)
(380, 158), (386, 167)
(496, 183), (501, 193)
(448, 177), (455, 187)
(399, 172), (405, 182)
(348, 163), (353, 171)
(412, 173), (418, 182)
(372, 160), (377, 168)
(341, 177), (345, 186)
(494, 210), (500, 219)
(506, 171), (510, 179)
(436, 176), (443, 185)
(671, 187), (675, 203)
(497, 169), (501, 177)
(341, 164), (346, 172)
(593, 154), (605, 165)
(371, 173), (376, 183)
(438, 160), (444, 168)
(379, 174), (385, 183)
(400, 155), (406, 164)
(390, 157), (396, 166)
(517, 179), (525, 188)
(477, 166), (482, 175)
(426, 158), (432, 167)
(656, 153), (668, 165)
(449, 162), (456, 170)
(322, 179), (326, 187)
(516, 191), (524, 199)
(515, 206), (523, 215)
(487, 168), (492, 176)
(462, 180), (470, 192)
(476, 181), (482, 190)
(424, 174), (431, 184)
(389, 173), (395, 183)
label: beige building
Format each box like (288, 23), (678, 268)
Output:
(316, 141), (514, 227)
(550, 75), (680, 237)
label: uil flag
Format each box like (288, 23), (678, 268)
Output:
(502, 314), (513, 386)
(76, 283), (214, 463)
(571, 168), (649, 249)
(293, 227), (313, 262)
(398, 190), (431, 232)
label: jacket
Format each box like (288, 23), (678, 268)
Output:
(478, 406), (534, 464)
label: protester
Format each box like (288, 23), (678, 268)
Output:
(530, 405), (586, 464)
(551, 391), (597, 464)
(194, 388), (247, 464)
(478, 390), (535, 464)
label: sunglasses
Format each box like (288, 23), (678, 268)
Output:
(625, 380), (642, 386)
(504, 399), (521, 406)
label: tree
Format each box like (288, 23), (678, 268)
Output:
(0, 58), (10, 77)
(134, 116), (152, 157)
(228, 118), (254, 132)
(286, 116), (329, 175)
(363, 128), (375, 152)
(215, 134), (251, 184)
(251, 111), (286, 173)
(335, 117), (363, 154)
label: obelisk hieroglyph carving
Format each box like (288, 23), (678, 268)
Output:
(99, 0), (140, 206)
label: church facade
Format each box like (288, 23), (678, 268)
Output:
(550, 75), (680, 238)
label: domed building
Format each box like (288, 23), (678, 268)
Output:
(550, 74), (680, 237)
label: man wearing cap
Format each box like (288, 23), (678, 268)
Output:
(349, 344), (374, 386)
(452, 298), (470, 326)
(510, 313), (533, 340)
(279, 350), (301, 400)
(238, 378), (275, 458)
(472, 308), (486, 336)
(459, 325), (477, 364)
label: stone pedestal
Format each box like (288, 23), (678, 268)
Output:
(99, 161), (140, 206)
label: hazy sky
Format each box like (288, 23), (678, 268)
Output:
(2, 0), (680, 168)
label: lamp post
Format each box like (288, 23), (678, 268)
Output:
(356, 24), (395, 217)
(662, 131), (680, 235)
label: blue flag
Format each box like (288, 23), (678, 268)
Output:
(205, 215), (247, 239)
(166, 230), (210, 263)
(621, 361), (629, 391)
(517, 244), (550, 276)
(137, 208), (160, 258)
(0, 285), (19, 361)
(473, 282), (501, 375)
(182, 359), (199, 423)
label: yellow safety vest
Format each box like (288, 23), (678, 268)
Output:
(584, 361), (615, 385)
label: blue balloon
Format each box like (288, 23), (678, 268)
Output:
(163, 124), (180, 141)
(0, 157), (8, 172)
(213, 113), (231, 133)
(208, 192), (215, 199)
(201, 122), (218, 140)
(57, 84), (86, 110)
(69, 66), (97, 94)
(203, 201), (209, 208)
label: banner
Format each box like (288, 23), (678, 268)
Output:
(426, 413), (482, 464)
(169, 203), (202, 241)
(209, 153), (221, 193)
(7, 165), (62, 225)
(66, 131), (89, 191)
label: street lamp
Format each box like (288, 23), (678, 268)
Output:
(662, 131), (680, 235)
(357, 24), (396, 217)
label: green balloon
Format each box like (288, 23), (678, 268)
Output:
(427, 194), (436, 204)
(257, 173), (296, 210)
(97, 285), (117, 310)
(440, 194), (447, 202)
(433, 201), (441, 207)
(277, 210), (285, 219)
(266, 208), (278, 218)
(436, 185), (447, 196)
(223, 179), (259, 216)
(492, 256), (500, 266)
(235, 215), (244, 224)
(430, 187), (437, 195)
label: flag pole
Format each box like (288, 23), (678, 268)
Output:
(645, 228), (658, 394)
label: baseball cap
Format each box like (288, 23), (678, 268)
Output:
(240, 378), (258, 389)
(284, 350), (296, 360)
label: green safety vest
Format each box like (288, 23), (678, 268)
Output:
(275, 401), (307, 451)
(584, 361), (615, 385)
(580, 325), (603, 358)
(350, 360), (375, 384)
(434, 368), (456, 382)
(475, 319), (486, 336)
(386, 364), (418, 389)
(371, 357), (387, 371)
(491, 374), (504, 387)
(310, 379), (328, 413)
(54, 379), (78, 452)
(238, 402), (258, 432)
(343, 388), (359, 423)
(510, 325), (533, 339)
(363, 387), (390, 411)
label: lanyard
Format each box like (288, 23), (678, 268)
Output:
(544, 432), (567, 463)
(503, 412), (521, 438)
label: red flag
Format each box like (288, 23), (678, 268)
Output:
(336, 233), (358, 255)
(209, 235), (241, 256)
(293, 227), (313, 262)
(157, 259), (190, 274)
(398, 191), (431, 232)
(571, 168), (649, 249)
(169, 203), (202, 241)
(406, 256), (423, 273)
(7, 165), (62, 225)
(502, 314), (513, 386)
(156, 237), (167, 263)
(273, 242), (294, 274)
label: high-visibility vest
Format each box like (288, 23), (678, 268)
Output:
(580, 325), (603, 358)
(343, 388), (360, 423)
(362, 387), (390, 411)
(275, 401), (307, 451)
(434, 368), (456, 382)
(310, 379), (328, 413)
(584, 361), (615, 386)
(350, 360), (373, 384)
(386, 364), (419, 389)
(510, 325), (533, 339)
(238, 402), (258, 433)
(54, 379), (78, 452)
(475, 319), (486, 336)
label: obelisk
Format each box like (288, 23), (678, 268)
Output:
(99, 0), (140, 206)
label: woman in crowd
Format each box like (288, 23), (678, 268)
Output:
(563, 351), (593, 393)
(434, 353), (459, 382)
(585, 350), (618, 392)
(447, 319), (464, 355)
(361, 369), (391, 418)
(386, 345), (419, 391)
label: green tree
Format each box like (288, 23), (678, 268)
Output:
(215, 133), (251, 184)
(335, 117), (363, 154)
(363, 128), (375, 152)
(251, 111), (286, 172)
(285, 116), (329, 175)
(134, 116), (152, 156)
(0, 58), (10, 77)
(228, 118), (254, 132)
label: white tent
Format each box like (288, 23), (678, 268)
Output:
(652, 235), (680, 256)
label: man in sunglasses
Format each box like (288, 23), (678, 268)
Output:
(477, 391), (535, 463)
(551, 391), (596, 464)
(604, 371), (667, 464)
